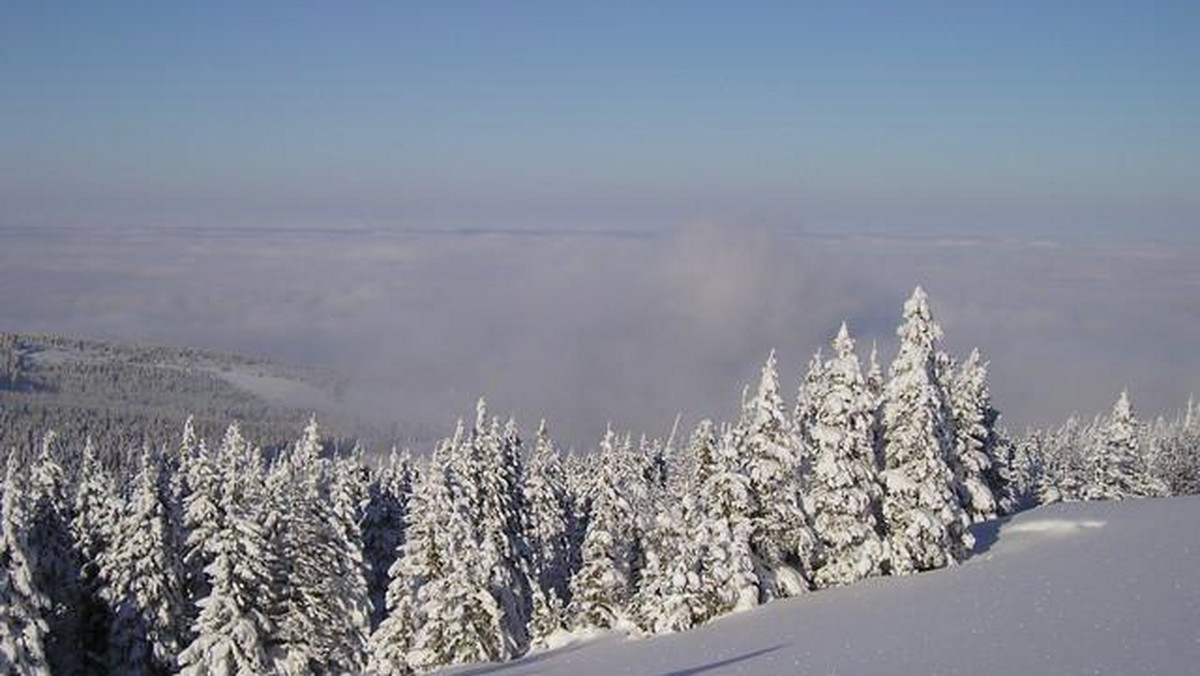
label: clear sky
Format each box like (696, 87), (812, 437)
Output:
(2, 1), (1197, 239)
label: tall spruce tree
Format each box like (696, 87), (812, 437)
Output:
(182, 439), (221, 607)
(70, 438), (118, 673)
(633, 497), (705, 634)
(729, 351), (815, 600)
(806, 323), (886, 588)
(569, 428), (638, 630)
(1086, 391), (1167, 500)
(368, 444), (448, 676)
(28, 433), (86, 676)
(524, 421), (573, 606)
(1, 457), (52, 676)
(879, 287), (973, 574)
(100, 448), (191, 675)
(407, 461), (505, 672)
(363, 449), (413, 630)
(945, 349), (1003, 522)
(270, 418), (369, 674)
(694, 424), (759, 620)
(177, 436), (277, 676)
(328, 451), (373, 669)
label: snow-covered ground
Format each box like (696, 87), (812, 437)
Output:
(215, 368), (345, 414)
(444, 497), (1200, 675)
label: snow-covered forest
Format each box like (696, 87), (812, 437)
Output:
(2, 287), (1197, 675)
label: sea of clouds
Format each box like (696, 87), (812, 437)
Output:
(2, 223), (1197, 449)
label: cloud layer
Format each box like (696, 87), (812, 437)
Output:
(2, 225), (1197, 448)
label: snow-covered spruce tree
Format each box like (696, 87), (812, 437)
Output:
(407, 460), (505, 672)
(182, 439), (221, 605)
(368, 442), (449, 676)
(1085, 391), (1167, 500)
(729, 351), (816, 600)
(561, 449), (596, 579)
(681, 419), (720, 494)
(363, 448), (413, 630)
(524, 420), (573, 609)
(70, 438), (118, 674)
(640, 434), (671, 496)
(71, 438), (118, 567)
(1038, 416), (1089, 503)
(170, 418), (201, 600)
(945, 349), (1000, 523)
(633, 497), (705, 634)
(27, 432), (87, 676)
(328, 450), (373, 665)
(793, 348), (824, 490)
(693, 424), (759, 622)
(879, 287), (973, 575)
(177, 437), (277, 676)
(528, 585), (567, 647)
(488, 414), (534, 655)
(568, 427), (638, 630)
(617, 431), (653, 596)
(866, 342), (886, 470)
(806, 323), (887, 588)
(1000, 431), (1040, 513)
(1149, 406), (1200, 496)
(0, 457), (52, 676)
(100, 448), (191, 675)
(447, 400), (533, 658)
(269, 418), (369, 674)
(866, 342), (885, 404)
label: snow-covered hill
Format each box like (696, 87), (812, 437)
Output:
(444, 497), (1200, 675)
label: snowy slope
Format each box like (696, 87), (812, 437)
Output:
(444, 497), (1200, 675)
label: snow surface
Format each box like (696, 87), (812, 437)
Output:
(216, 368), (344, 413)
(441, 497), (1200, 675)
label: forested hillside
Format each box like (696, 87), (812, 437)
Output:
(0, 333), (392, 475)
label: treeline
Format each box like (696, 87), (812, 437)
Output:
(1, 287), (1195, 675)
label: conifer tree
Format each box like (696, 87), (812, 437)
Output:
(1039, 416), (1089, 503)
(729, 351), (815, 599)
(407, 463), (505, 672)
(368, 444), (446, 676)
(363, 449), (412, 629)
(0, 458), (52, 676)
(793, 349), (824, 489)
(1001, 431), (1039, 513)
(866, 342), (886, 469)
(1086, 391), (1167, 500)
(528, 585), (568, 646)
(475, 410), (533, 656)
(525, 421), (573, 605)
(100, 448), (191, 675)
(70, 438), (117, 674)
(328, 451), (373, 668)
(879, 287), (973, 574)
(177, 441), (276, 676)
(569, 428), (637, 629)
(945, 349), (1000, 523)
(693, 425), (759, 620)
(633, 498), (705, 634)
(182, 439), (221, 604)
(270, 418), (369, 674)
(806, 323), (886, 588)
(28, 433), (86, 676)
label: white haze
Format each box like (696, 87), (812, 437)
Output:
(1, 224), (1198, 448)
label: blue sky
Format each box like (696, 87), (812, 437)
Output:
(2, 1), (1197, 239)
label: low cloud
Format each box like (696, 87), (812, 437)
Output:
(1, 224), (1197, 448)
